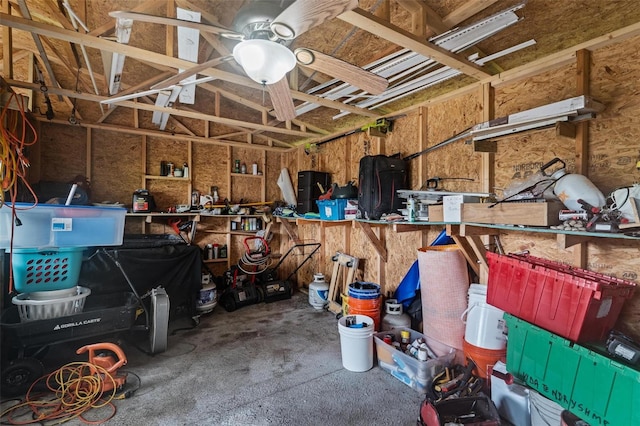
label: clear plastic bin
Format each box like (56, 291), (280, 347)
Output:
(374, 327), (457, 393)
(0, 203), (126, 248)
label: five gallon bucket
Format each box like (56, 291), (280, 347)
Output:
(338, 314), (374, 372)
(462, 284), (506, 350)
(347, 282), (381, 331)
(463, 339), (506, 379)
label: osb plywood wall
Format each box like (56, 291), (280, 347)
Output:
(282, 35), (640, 339)
(29, 34), (640, 338)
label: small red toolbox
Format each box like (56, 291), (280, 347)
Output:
(486, 252), (636, 343)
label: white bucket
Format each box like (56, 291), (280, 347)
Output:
(461, 284), (506, 350)
(530, 389), (563, 426)
(338, 314), (374, 372)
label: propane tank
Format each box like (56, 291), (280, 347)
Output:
(381, 298), (412, 331)
(543, 158), (605, 211)
(308, 273), (329, 310)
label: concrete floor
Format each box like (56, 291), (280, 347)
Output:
(3, 292), (425, 425)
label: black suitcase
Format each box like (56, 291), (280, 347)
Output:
(357, 155), (408, 220)
(297, 171), (331, 214)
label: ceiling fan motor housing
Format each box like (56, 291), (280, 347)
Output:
(232, 0), (295, 43)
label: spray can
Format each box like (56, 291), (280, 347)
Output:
(205, 244), (213, 260)
(407, 197), (417, 222)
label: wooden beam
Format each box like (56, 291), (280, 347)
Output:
(1, 13), (379, 119)
(442, 0), (500, 28)
(15, 0), (62, 101)
(34, 117), (291, 152)
(88, 0), (158, 37)
(6, 79), (317, 138)
(339, 8), (492, 80)
(573, 48), (591, 269)
(3, 0), (13, 80)
(355, 221), (388, 262)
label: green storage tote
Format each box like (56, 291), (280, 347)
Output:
(504, 313), (640, 426)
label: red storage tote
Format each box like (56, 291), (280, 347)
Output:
(486, 252), (636, 343)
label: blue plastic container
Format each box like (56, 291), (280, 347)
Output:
(316, 199), (348, 220)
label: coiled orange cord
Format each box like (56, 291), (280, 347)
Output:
(1, 362), (119, 425)
(1, 90), (39, 293)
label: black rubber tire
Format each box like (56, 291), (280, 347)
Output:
(1, 357), (44, 397)
(220, 293), (236, 312)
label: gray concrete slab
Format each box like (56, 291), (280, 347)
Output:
(3, 293), (425, 425)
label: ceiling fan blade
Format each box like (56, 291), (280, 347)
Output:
(266, 78), (296, 121)
(108, 11), (242, 39)
(294, 48), (388, 95)
(151, 56), (232, 90)
(270, 0), (358, 40)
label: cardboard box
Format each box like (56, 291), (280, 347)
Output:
(428, 205), (443, 222)
(461, 201), (563, 226)
(443, 195), (480, 222)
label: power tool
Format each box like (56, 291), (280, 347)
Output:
(76, 342), (128, 392)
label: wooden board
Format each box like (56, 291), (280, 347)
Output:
(462, 201), (563, 226)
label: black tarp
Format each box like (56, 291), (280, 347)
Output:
(79, 245), (201, 320)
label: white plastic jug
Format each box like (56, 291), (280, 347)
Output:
(542, 158), (605, 211)
(461, 284), (506, 350)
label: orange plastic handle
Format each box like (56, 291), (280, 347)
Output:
(76, 342), (128, 372)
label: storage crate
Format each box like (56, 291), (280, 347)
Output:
(316, 199), (348, 220)
(487, 252), (636, 343)
(0, 202), (126, 248)
(504, 313), (640, 426)
(374, 327), (456, 393)
(12, 286), (91, 322)
(11, 247), (85, 293)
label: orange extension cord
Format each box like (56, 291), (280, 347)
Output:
(1, 91), (40, 293)
(1, 362), (120, 425)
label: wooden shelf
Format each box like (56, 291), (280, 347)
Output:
(144, 175), (191, 181)
(230, 172), (264, 179)
(203, 259), (228, 264)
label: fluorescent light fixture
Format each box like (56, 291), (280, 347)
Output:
(233, 39), (296, 85)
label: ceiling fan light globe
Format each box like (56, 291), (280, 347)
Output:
(233, 39), (296, 85)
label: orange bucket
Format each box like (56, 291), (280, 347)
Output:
(462, 339), (506, 379)
(347, 296), (381, 331)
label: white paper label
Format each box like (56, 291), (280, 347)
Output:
(52, 218), (73, 232)
(596, 298), (612, 318)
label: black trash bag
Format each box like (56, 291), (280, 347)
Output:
(405, 294), (423, 331)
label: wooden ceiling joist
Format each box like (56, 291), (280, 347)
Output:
(338, 8), (492, 81)
(15, 0), (62, 100)
(6, 79), (318, 138)
(2, 12), (382, 120)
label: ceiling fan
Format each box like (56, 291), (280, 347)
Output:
(104, 0), (388, 122)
